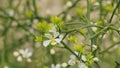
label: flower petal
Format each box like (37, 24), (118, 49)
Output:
(81, 55), (87, 61)
(55, 38), (61, 43)
(43, 40), (51, 47)
(45, 34), (52, 39)
(53, 32), (59, 38)
(50, 27), (56, 32)
(19, 49), (24, 55)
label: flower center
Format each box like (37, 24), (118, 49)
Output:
(51, 38), (56, 42)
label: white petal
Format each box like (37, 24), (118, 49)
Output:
(13, 51), (19, 57)
(28, 52), (32, 57)
(68, 59), (76, 65)
(19, 49), (24, 55)
(70, 55), (76, 59)
(43, 40), (51, 47)
(78, 62), (86, 68)
(50, 27), (56, 32)
(81, 55), (87, 61)
(53, 32), (59, 38)
(51, 64), (55, 68)
(17, 56), (22, 62)
(62, 63), (67, 67)
(56, 64), (61, 68)
(27, 58), (32, 62)
(55, 38), (61, 43)
(45, 34), (52, 39)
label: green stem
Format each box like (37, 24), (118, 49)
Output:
(61, 41), (80, 60)
(108, 0), (120, 24)
(100, 41), (120, 53)
(32, 0), (38, 17)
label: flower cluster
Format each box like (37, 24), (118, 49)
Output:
(51, 63), (67, 68)
(35, 16), (64, 47)
(13, 48), (32, 62)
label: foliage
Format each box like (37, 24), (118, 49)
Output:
(0, 0), (120, 68)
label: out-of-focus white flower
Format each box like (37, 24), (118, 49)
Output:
(66, 1), (72, 8)
(92, 27), (97, 32)
(29, 28), (34, 33)
(113, 37), (118, 42)
(19, 48), (32, 59)
(33, 19), (39, 24)
(66, 15), (72, 21)
(94, 2), (99, 6)
(61, 62), (67, 67)
(43, 27), (61, 47)
(68, 55), (77, 65)
(13, 51), (19, 57)
(81, 55), (87, 62)
(13, 48), (32, 62)
(50, 49), (55, 55)
(17, 56), (23, 62)
(92, 44), (97, 50)
(78, 61), (88, 68)
(3, 65), (9, 68)
(93, 57), (99, 62)
(7, 9), (14, 17)
(27, 58), (32, 62)
(64, 1), (73, 10)
(51, 64), (61, 68)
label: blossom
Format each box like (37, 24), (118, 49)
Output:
(92, 44), (97, 50)
(13, 48), (32, 62)
(43, 27), (61, 47)
(81, 55), (87, 62)
(3, 65), (9, 68)
(68, 55), (77, 65)
(50, 48), (55, 55)
(61, 62), (67, 67)
(51, 64), (61, 68)
(93, 57), (99, 62)
(78, 61), (88, 68)
(65, 1), (72, 8)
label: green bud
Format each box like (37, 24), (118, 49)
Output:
(36, 21), (51, 32)
(35, 35), (43, 42)
(25, 11), (33, 18)
(68, 36), (78, 43)
(51, 16), (62, 24)
(74, 44), (85, 53)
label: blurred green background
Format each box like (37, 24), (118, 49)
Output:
(0, 0), (120, 68)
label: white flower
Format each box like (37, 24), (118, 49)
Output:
(61, 62), (67, 67)
(92, 27), (97, 32)
(4, 65), (9, 68)
(17, 56), (22, 62)
(43, 27), (61, 47)
(51, 64), (61, 68)
(7, 9), (14, 17)
(81, 55), (87, 62)
(50, 49), (55, 55)
(94, 2), (99, 6)
(68, 55), (77, 65)
(19, 48), (32, 58)
(27, 58), (32, 62)
(64, 1), (72, 10)
(78, 62), (88, 68)
(14, 48), (32, 62)
(66, 1), (72, 8)
(13, 51), (19, 57)
(93, 57), (99, 62)
(92, 44), (97, 50)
